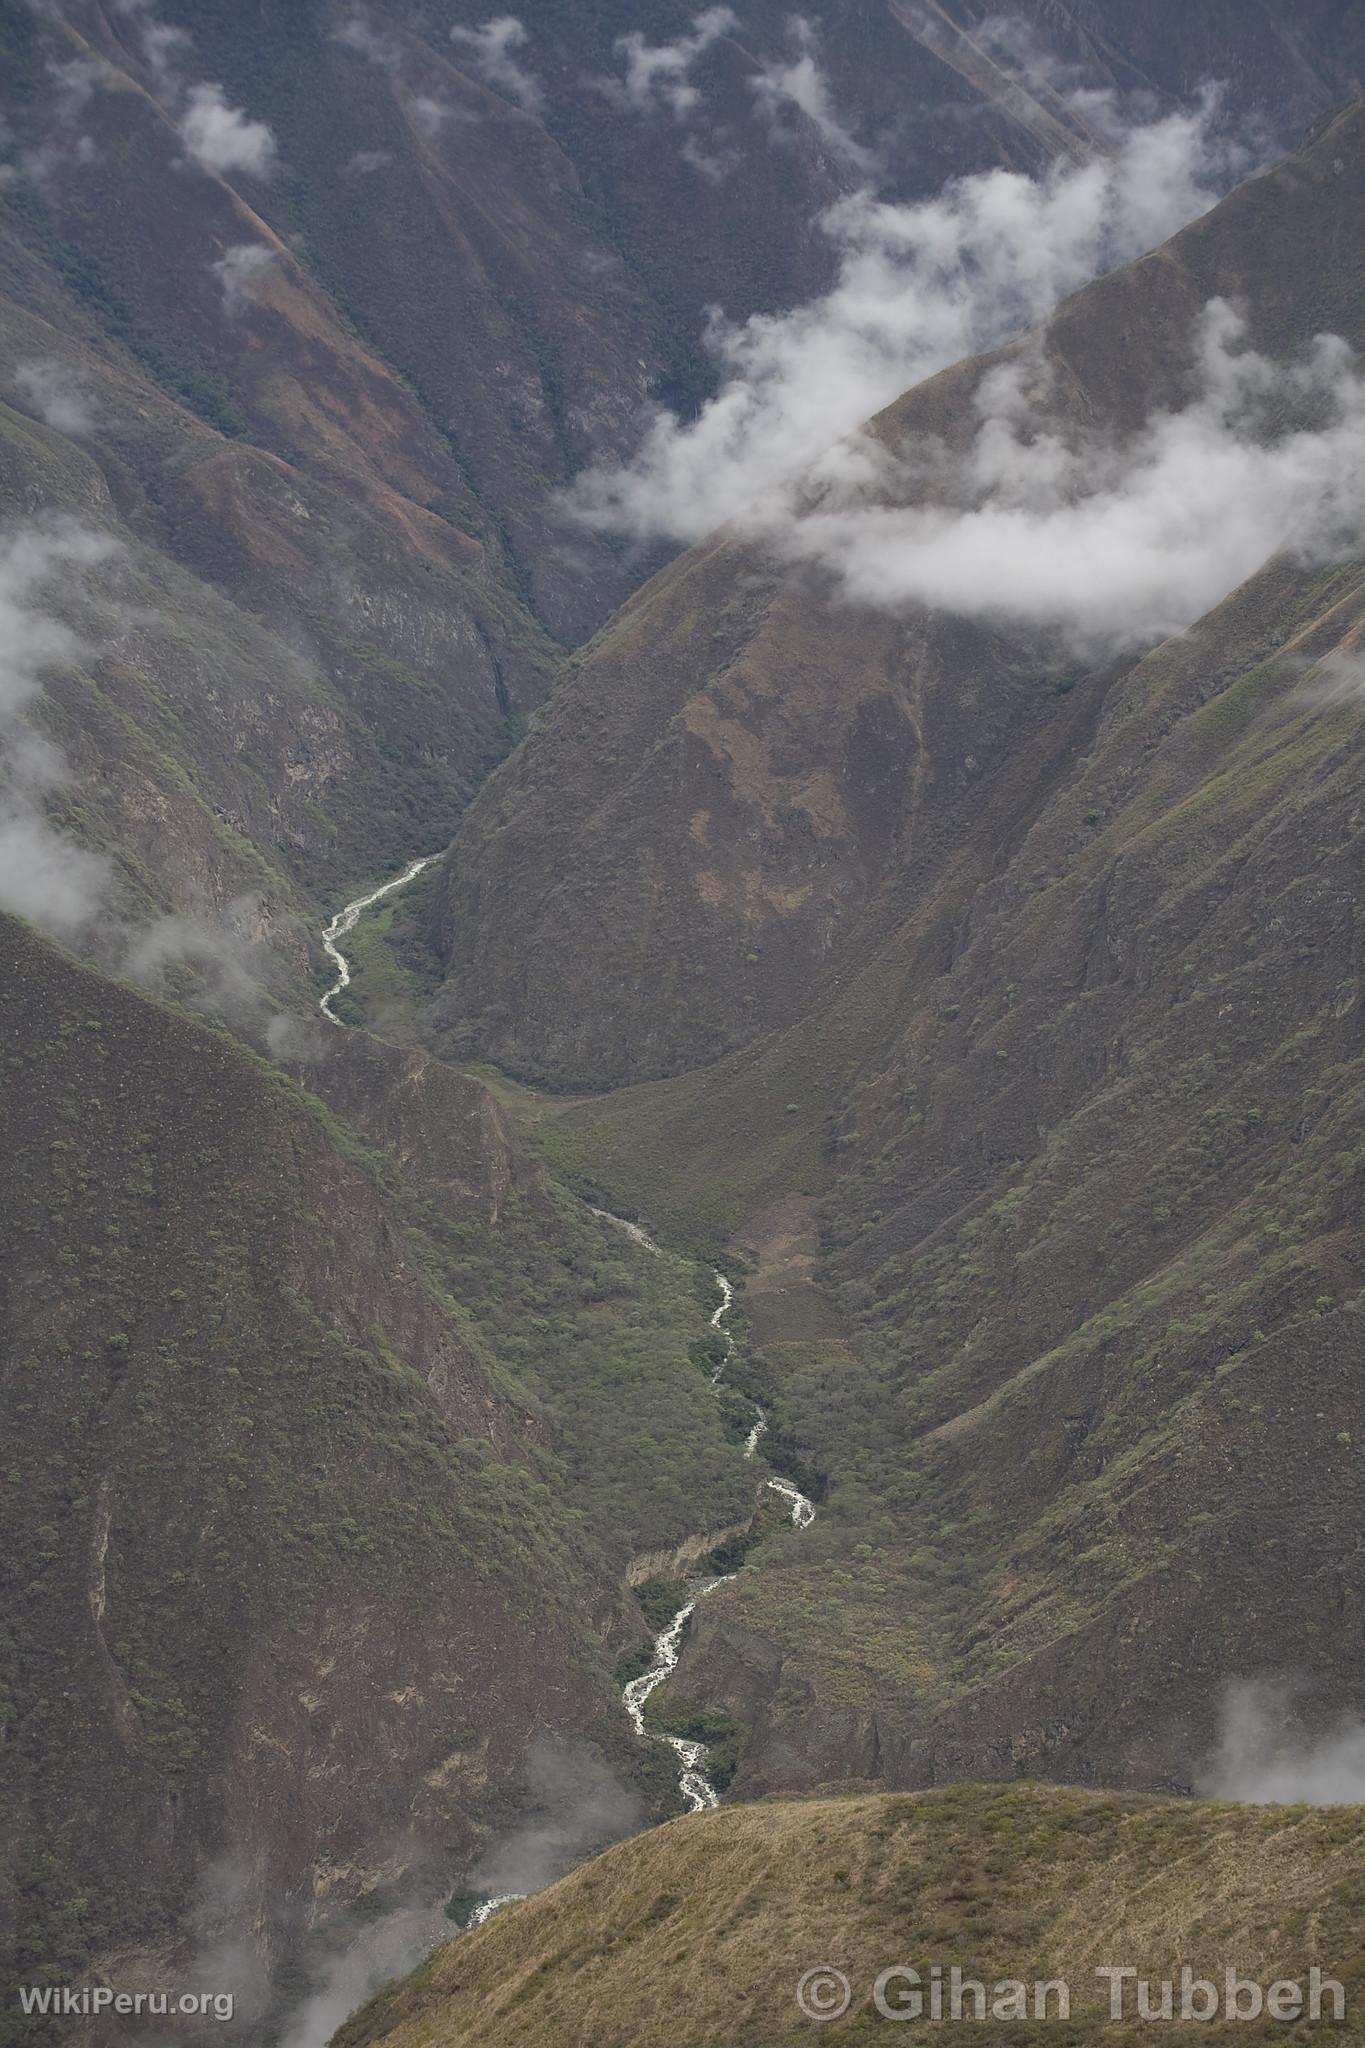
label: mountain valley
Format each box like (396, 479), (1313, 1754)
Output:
(2, 2), (1365, 2041)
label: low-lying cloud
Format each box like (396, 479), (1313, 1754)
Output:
(1201, 1680), (1365, 1804)
(779, 305), (1365, 655)
(276, 1899), (450, 2048)
(211, 242), (276, 315)
(13, 357), (98, 437)
(114, 0), (191, 87)
(272, 1739), (640, 2046)
(335, 10), (400, 71)
(178, 82), (276, 178)
(594, 7), (735, 119)
(449, 16), (542, 114)
(468, 1736), (643, 1900)
(568, 92), (1248, 548)
(110, 0), (277, 179)
(589, 7), (866, 179)
(750, 15), (871, 171)
(0, 519), (311, 1046)
(564, 94), (1365, 655)
(1295, 650), (1365, 709)
(0, 521), (114, 938)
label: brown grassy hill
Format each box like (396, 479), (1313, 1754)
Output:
(336, 1784), (1365, 2047)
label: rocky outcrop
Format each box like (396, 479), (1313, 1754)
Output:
(624, 1518), (754, 1589)
(309, 1029), (535, 1228)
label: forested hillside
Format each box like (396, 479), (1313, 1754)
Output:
(425, 100), (1365, 1798)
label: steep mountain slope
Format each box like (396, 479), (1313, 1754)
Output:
(0, 912), (755, 2033)
(3, 7), (1365, 2037)
(338, 1785), (1365, 2047)
(661, 529), (1365, 1791)
(417, 101), (1365, 1801)
(429, 98), (1365, 1089)
(2, 0), (1361, 995)
(0, 12), (555, 959)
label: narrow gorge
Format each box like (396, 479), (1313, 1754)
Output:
(318, 870), (815, 1864)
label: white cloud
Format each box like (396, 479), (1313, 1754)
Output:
(750, 16), (871, 171)
(680, 132), (738, 184)
(974, 12), (1089, 98)
(0, 809), (112, 935)
(142, 19), (191, 85)
(566, 86), (1365, 660)
(1296, 650), (1365, 708)
(407, 94), (455, 141)
(772, 306), (1365, 655)
(178, 82), (277, 178)
(1201, 1681), (1365, 1804)
(14, 57), (109, 180)
(49, 55), (113, 122)
(449, 16), (542, 114)
(0, 522), (115, 938)
(0, 523), (307, 1030)
(0, 526), (109, 726)
(116, 3), (277, 187)
(344, 149), (393, 177)
(597, 7), (736, 118)
(113, 0), (192, 86)
(13, 359), (98, 437)
(211, 242), (276, 315)
(566, 93), (1248, 545)
(334, 11), (398, 70)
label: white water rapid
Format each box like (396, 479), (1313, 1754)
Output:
(318, 856), (434, 1024)
(591, 1211), (816, 1806)
(705, 1263), (815, 1524)
(621, 1578), (734, 1812)
(588, 1206), (664, 1254)
(468, 1894), (523, 1927)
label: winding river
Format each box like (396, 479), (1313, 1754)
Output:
(320, 873), (816, 1825)
(319, 856), (434, 1025)
(593, 1218), (815, 1808)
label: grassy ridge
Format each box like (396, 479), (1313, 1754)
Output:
(336, 1783), (1365, 2046)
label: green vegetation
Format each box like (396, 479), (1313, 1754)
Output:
(640, 1693), (747, 1792)
(471, 518), (1365, 1778)
(3, 181), (249, 436)
(0, 913), (754, 2027)
(405, 1187), (753, 1565)
(327, 867), (448, 1038)
(633, 1576), (689, 1632)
